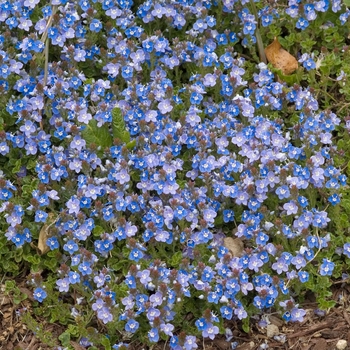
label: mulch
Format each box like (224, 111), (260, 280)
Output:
(1, 281), (350, 350)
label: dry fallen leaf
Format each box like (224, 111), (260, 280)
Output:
(37, 213), (56, 254)
(70, 341), (87, 350)
(223, 237), (244, 257)
(265, 37), (298, 75)
(269, 315), (284, 327)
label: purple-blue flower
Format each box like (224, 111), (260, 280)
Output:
(33, 287), (47, 303)
(125, 319), (139, 333)
(319, 258), (334, 276)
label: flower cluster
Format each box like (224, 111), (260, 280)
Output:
(0, 0), (348, 349)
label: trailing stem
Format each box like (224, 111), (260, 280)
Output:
(249, 0), (267, 64)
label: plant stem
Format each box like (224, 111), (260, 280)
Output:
(249, 0), (267, 64)
(41, 6), (57, 43)
(44, 38), (49, 87)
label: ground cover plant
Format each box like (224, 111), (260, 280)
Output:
(1, 0), (350, 349)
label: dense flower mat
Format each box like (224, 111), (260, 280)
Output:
(0, 0), (350, 349)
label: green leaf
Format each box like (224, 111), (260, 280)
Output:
(242, 317), (250, 333)
(44, 258), (58, 271)
(67, 324), (79, 336)
(274, 68), (301, 85)
(5, 280), (16, 290)
(318, 298), (336, 310)
(126, 139), (136, 150)
(14, 248), (23, 262)
(316, 276), (332, 288)
(81, 119), (113, 151)
(214, 215), (223, 226)
(12, 159), (22, 174)
(13, 292), (27, 305)
(112, 107), (130, 143)
(169, 251), (183, 267)
(58, 331), (71, 347)
(109, 259), (129, 272)
(176, 179), (187, 189)
(23, 254), (41, 265)
(92, 225), (105, 237)
(1, 110), (15, 127)
(100, 336), (111, 350)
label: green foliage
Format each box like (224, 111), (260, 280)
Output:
(241, 317), (250, 334)
(112, 107), (130, 143)
(4, 280), (27, 305)
(81, 119), (113, 154)
(111, 107), (136, 149)
(169, 251), (183, 267)
(21, 312), (58, 347)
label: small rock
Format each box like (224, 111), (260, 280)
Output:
(266, 324), (279, 338)
(336, 339), (347, 350)
(223, 237), (244, 257)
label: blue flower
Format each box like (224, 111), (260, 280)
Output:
(220, 306), (233, 320)
(298, 271), (309, 283)
(253, 296), (265, 309)
(319, 258), (334, 276)
(0, 188), (12, 200)
(33, 287), (47, 303)
(261, 14), (273, 27)
(216, 33), (228, 45)
(169, 335), (179, 348)
(190, 92), (203, 105)
(121, 65), (133, 79)
(0, 142), (9, 155)
(195, 318), (208, 331)
(272, 257), (289, 274)
(256, 232), (269, 245)
(248, 197), (261, 211)
(63, 240), (79, 254)
(129, 248), (144, 262)
(97, 307), (113, 324)
(275, 185), (291, 200)
(127, 201), (140, 213)
(174, 206), (187, 220)
(207, 291), (220, 304)
(344, 243), (350, 258)
(303, 58), (316, 71)
(125, 319), (139, 333)
(298, 196), (309, 207)
(68, 271), (81, 284)
(226, 278), (240, 294)
(90, 19), (102, 32)
(46, 237), (59, 250)
(291, 308), (306, 322)
(282, 311), (291, 322)
(148, 328), (159, 342)
(243, 21), (256, 35)
(338, 174), (347, 186)
(125, 275), (136, 289)
(296, 17), (309, 30)
(12, 234), (25, 247)
(35, 210), (48, 223)
(223, 209), (234, 223)
(78, 262), (92, 276)
(328, 193), (340, 206)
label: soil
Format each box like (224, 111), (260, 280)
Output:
(1, 281), (350, 350)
